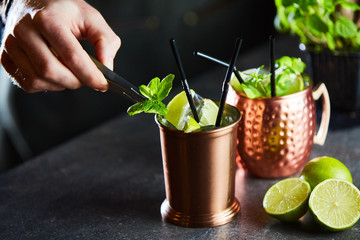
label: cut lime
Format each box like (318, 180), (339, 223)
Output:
(166, 90), (218, 132)
(263, 178), (310, 222)
(166, 90), (195, 131)
(309, 179), (360, 231)
(275, 71), (305, 96)
(183, 116), (201, 133)
(230, 71), (243, 93)
(198, 98), (218, 126)
(300, 156), (353, 190)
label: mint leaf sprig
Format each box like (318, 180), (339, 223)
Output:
(241, 66), (271, 98)
(275, 0), (360, 52)
(127, 74), (174, 118)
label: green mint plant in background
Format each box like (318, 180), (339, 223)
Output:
(230, 56), (310, 99)
(274, 0), (360, 52)
(274, 0), (360, 111)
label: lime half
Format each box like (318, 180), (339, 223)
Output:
(263, 178), (310, 222)
(309, 179), (360, 231)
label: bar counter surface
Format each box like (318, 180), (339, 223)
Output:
(1, 37), (360, 239)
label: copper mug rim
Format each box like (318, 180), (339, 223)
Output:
(236, 84), (312, 100)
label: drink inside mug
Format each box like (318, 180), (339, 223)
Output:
(229, 57), (312, 99)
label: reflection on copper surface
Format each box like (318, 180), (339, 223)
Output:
(156, 104), (241, 228)
(226, 83), (330, 178)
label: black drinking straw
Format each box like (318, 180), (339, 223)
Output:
(193, 51), (244, 84)
(270, 36), (276, 97)
(215, 38), (242, 127)
(169, 38), (200, 122)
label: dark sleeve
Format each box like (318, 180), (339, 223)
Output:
(1, 0), (14, 27)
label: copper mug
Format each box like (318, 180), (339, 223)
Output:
(226, 73), (330, 178)
(155, 103), (241, 228)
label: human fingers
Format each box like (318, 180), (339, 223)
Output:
(12, 14), (83, 90)
(1, 35), (66, 92)
(83, 8), (121, 70)
(33, 5), (110, 92)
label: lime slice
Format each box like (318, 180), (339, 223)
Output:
(166, 90), (219, 132)
(198, 99), (218, 126)
(230, 71), (243, 93)
(166, 90), (194, 130)
(276, 72), (305, 96)
(300, 156), (353, 190)
(183, 116), (201, 133)
(263, 178), (310, 222)
(309, 179), (360, 231)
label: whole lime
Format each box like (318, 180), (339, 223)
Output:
(300, 156), (352, 190)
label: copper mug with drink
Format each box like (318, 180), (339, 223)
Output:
(226, 69), (330, 178)
(155, 103), (241, 227)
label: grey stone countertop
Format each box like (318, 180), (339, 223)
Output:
(1, 36), (360, 239)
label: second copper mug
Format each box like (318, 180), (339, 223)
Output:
(226, 75), (330, 178)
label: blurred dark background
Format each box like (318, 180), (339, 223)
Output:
(0, 0), (276, 171)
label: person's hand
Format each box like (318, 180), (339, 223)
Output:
(0, 0), (121, 93)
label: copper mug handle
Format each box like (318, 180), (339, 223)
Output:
(312, 83), (331, 146)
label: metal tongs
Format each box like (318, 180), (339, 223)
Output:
(90, 56), (146, 103)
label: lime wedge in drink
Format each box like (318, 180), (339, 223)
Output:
(309, 179), (360, 231)
(263, 178), (310, 222)
(166, 90), (195, 130)
(230, 72), (243, 93)
(183, 116), (201, 133)
(198, 98), (218, 126)
(275, 70), (305, 96)
(166, 90), (219, 132)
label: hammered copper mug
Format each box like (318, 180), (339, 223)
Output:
(226, 76), (330, 178)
